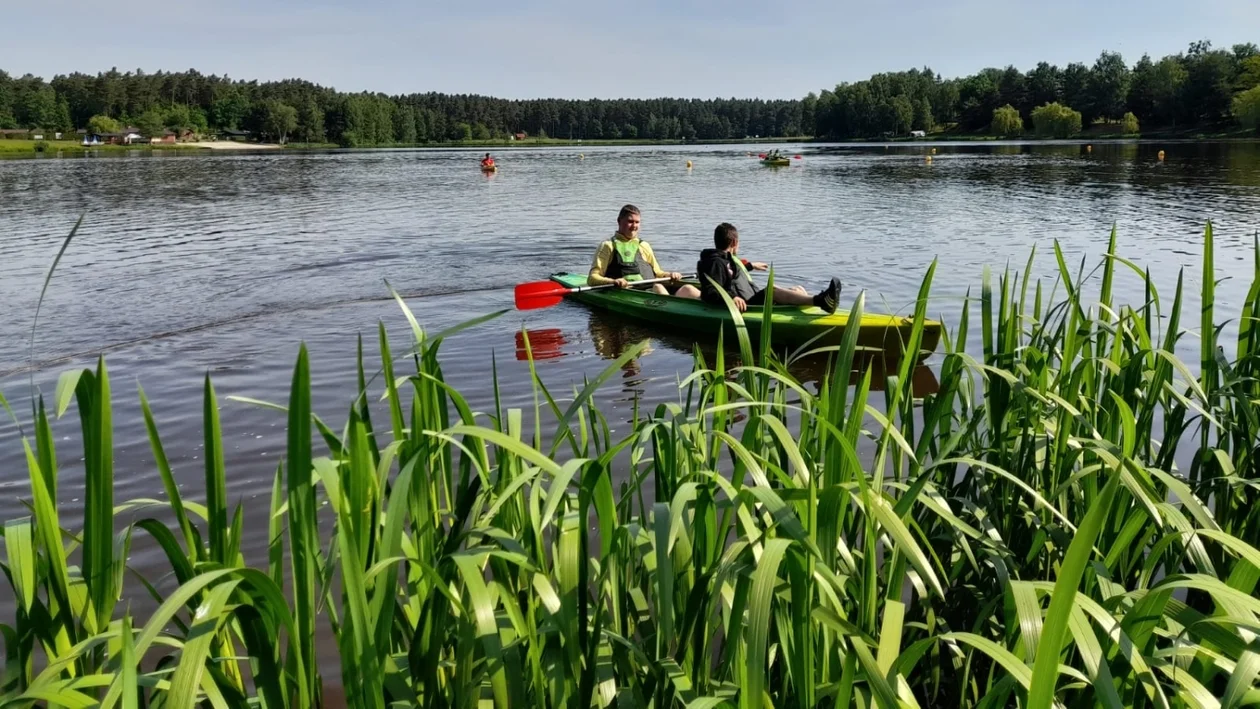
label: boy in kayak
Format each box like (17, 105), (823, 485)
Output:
(588, 204), (702, 298)
(481, 153), (495, 167)
(697, 222), (840, 313)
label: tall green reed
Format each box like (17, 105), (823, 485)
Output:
(1, 222), (1258, 708)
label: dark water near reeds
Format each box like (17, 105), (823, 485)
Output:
(2, 140), (1260, 683)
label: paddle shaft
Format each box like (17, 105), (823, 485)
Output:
(565, 274), (689, 295)
(513, 273), (697, 310)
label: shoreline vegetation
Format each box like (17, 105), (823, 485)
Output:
(3, 129), (1258, 158)
(1, 37), (1258, 155)
(2, 222), (1259, 706)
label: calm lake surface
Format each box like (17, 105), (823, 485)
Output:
(3, 140), (1260, 679)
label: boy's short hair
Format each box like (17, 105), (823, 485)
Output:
(618, 204), (641, 220)
(714, 222), (739, 249)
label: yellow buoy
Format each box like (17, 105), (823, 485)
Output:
(931, 147), (937, 154)
(1158, 150), (1165, 161)
(686, 160), (692, 169)
(925, 155), (933, 164)
(1086, 144), (1092, 152)
(579, 153), (584, 159)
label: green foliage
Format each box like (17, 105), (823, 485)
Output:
(7, 65), (806, 146)
(53, 98), (71, 132)
(297, 98), (325, 142)
(1129, 54), (1187, 126)
(5, 35), (1259, 145)
(3, 219), (1259, 708)
(262, 99), (298, 144)
(134, 108), (165, 138)
(1086, 50), (1130, 120)
(0, 70), (13, 128)
(912, 95), (934, 132)
(889, 94), (913, 134)
(1183, 40), (1236, 121)
(211, 90), (250, 130)
(85, 114), (119, 135)
(18, 84), (57, 128)
(990, 103), (1023, 136)
(163, 103), (193, 132)
(812, 37), (1259, 138)
(392, 103), (416, 144)
(1120, 111), (1140, 133)
(1238, 55), (1260, 92)
(1234, 85), (1260, 131)
(1031, 101), (1083, 137)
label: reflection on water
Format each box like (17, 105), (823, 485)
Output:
(517, 309), (940, 399)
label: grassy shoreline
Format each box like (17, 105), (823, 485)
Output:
(1, 221), (1257, 706)
(0, 139), (201, 155)
(3, 129), (1257, 157)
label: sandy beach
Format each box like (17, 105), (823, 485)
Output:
(181, 141), (282, 150)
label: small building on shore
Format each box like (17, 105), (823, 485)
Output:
(0, 128), (36, 140)
(101, 128), (143, 145)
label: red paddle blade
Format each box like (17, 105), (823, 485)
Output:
(516, 292), (564, 310)
(514, 280), (571, 310)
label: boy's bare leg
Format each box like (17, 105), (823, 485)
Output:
(763, 285), (813, 305)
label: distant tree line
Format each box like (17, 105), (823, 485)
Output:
(808, 39), (1260, 139)
(0, 69), (805, 145)
(4, 37), (1258, 146)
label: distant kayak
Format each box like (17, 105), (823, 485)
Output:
(546, 272), (940, 360)
(760, 158), (791, 167)
(481, 164), (497, 172)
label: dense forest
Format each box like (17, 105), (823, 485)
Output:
(0, 69), (805, 144)
(1, 38), (1258, 145)
(808, 39), (1260, 139)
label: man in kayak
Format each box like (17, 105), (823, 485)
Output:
(481, 153), (495, 167)
(697, 222), (840, 313)
(587, 204), (702, 298)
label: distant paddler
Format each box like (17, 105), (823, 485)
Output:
(480, 153), (496, 171)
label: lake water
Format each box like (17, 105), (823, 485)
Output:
(2, 140), (1260, 682)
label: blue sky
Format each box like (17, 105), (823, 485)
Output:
(3, 0), (1257, 99)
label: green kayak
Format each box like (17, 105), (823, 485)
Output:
(548, 273), (941, 360)
(761, 158), (791, 166)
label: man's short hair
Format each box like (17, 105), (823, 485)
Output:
(714, 222), (739, 249)
(618, 204), (641, 220)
